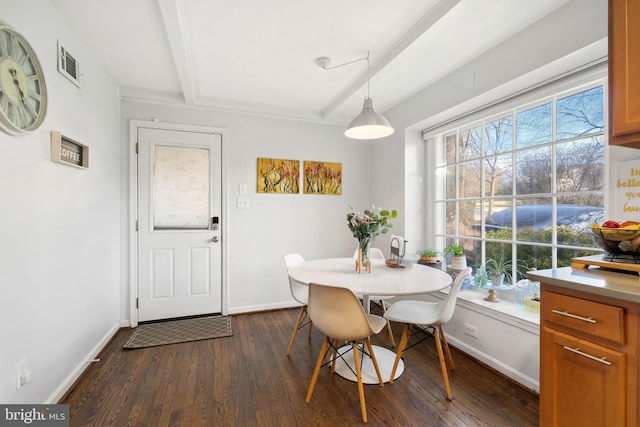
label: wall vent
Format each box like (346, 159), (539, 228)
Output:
(57, 41), (80, 87)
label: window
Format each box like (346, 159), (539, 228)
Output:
(433, 83), (605, 283)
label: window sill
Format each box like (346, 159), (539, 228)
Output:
(436, 285), (540, 334)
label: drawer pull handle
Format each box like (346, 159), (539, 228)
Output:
(563, 346), (612, 366)
(551, 309), (597, 324)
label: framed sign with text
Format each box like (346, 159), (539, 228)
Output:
(51, 131), (89, 169)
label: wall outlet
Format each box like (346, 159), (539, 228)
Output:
(236, 197), (250, 209)
(464, 323), (479, 339)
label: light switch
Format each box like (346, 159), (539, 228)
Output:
(237, 197), (250, 209)
(239, 184), (248, 195)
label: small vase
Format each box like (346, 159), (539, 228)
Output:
(356, 239), (372, 273)
(450, 255), (467, 270)
(359, 240), (370, 265)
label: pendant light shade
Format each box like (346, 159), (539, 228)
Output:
(317, 51), (394, 140)
(344, 97), (394, 140)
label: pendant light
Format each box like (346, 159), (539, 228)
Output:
(317, 52), (394, 140)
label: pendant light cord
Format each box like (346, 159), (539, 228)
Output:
(319, 51), (371, 98)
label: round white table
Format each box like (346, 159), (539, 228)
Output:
(288, 257), (453, 384)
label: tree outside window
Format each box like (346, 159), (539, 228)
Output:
(435, 84), (605, 283)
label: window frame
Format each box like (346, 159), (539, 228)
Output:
(429, 78), (607, 282)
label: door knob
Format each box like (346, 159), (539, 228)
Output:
(211, 236), (220, 243)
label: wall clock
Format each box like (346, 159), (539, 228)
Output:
(0, 21), (47, 135)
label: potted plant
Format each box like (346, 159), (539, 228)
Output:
(444, 244), (466, 270)
(417, 249), (439, 263)
(484, 258), (514, 287)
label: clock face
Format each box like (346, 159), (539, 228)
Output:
(0, 24), (47, 135)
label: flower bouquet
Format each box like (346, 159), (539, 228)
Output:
(347, 207), (397, 272)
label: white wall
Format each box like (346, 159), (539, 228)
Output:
(0, 0), (121, 403)
(119, 102), (371, 318)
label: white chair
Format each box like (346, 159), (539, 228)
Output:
(284, 253), (312, 356)
(383, 267), (472, 400)
(352, 247), (396, 347)
(305, 283), (386, 423)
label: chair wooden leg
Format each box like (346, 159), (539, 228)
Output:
(364, 337), (383, 386)
(307, 319), (313, 338)
(306, 336), (330, 403)
(439, 326), (455, 370)
(434, 328), (453, 400)
(352, 342), (367, 423)
(286, 306), (306, 356)
(380, 301), (396, 347)
(389, 323), (411, 384)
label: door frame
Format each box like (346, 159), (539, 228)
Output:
(129, 120), (229, 327)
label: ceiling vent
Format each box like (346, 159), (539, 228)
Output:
(57, 41), (80, 87)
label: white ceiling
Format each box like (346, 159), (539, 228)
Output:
(50, 0), (570, 124)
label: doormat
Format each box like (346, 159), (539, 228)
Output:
(124, 315), (232, 349)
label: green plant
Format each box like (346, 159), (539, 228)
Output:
(484, 258), (528, 285)
(443, 244), (464, 256)
(346, 207), (397, 242)
(418, 249), (439, 257)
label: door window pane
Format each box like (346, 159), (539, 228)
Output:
(153, 145), (210, 230)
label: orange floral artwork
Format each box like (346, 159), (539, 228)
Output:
(257, 158), (300, 193)
(303, 161), (342, 195)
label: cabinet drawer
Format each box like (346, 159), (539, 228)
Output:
(542, 291), (625, 344)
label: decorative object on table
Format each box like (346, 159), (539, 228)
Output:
(589, 221), (640, 262)
(303, 161), (342, 195)
(0, 21), (48, 135)
(347, 206), (397, 273)
(257, 157), (300, 193)
(515, 279), (541, 313)
(51, 131), (89, 169)
(417, 249), (439, 264)
(386, 235), (410, 268)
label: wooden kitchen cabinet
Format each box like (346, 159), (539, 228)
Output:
(540, 284), (639, 427)
(609, 0), (640, 148)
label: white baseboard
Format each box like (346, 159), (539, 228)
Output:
(46, 323), (120, 404)
(228, 301), (302, 315)
(447, 334), (540, 393)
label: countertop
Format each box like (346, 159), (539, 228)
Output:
(527, 264), (640, 304)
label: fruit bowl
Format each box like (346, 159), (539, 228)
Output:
(590, 224), (640, 255)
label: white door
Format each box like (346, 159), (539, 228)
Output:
(137, 127), (222, 322)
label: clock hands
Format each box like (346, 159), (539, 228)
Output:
(9, 68), (27, 105)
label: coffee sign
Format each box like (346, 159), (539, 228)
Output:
(51, 131), (89, 169)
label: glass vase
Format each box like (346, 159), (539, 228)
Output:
(358, 239), (371, 272)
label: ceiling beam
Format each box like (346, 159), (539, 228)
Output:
(320, 0), (461, 119)
(158, 0), (197, 104)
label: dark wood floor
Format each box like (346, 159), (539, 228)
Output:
(61, 308), (539, 426)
